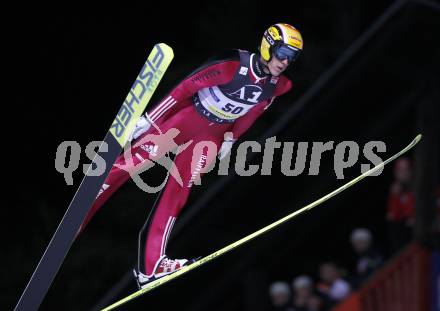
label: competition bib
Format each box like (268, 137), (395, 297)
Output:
(192, 51), (279, 123)
(197, 85), (263, 121)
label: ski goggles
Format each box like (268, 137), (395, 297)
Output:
(272, 43), (301, 63)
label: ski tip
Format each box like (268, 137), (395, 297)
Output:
(414, 134), (422, 144)
(155, 43), (174, 57)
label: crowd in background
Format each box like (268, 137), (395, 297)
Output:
(268, 157), (440, 311)
(268, 227), (382, 311)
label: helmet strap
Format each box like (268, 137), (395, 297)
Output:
(258, 56), (271, 75)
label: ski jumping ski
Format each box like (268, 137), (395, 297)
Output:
(15, 43), (174, 311)
(102, 134), (422, 311)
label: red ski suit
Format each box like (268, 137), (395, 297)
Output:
(80, 49), (292, 275)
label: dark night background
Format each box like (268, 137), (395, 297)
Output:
(5, 1), (440, 310)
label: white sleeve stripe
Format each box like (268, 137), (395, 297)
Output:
(150, 99), (176, 121)
(150, 96), (172, 115)
(148, 96), (174, 120)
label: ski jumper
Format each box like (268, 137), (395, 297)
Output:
(79, 49), (292, 275)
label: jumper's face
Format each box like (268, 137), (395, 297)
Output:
(267, 56), (290, 76)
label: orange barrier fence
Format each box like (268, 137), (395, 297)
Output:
(332, 243), (431, 311)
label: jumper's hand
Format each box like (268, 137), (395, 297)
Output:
(128, 115), (151, 142)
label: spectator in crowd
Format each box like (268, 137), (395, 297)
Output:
(316, 262), (351, 307)
(291, 275), (313, 311)
(306, 294), (324, 311)
(349, 228), (383, 288)
(386, 157), (415, 252)
(269, 281), (294, 311)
